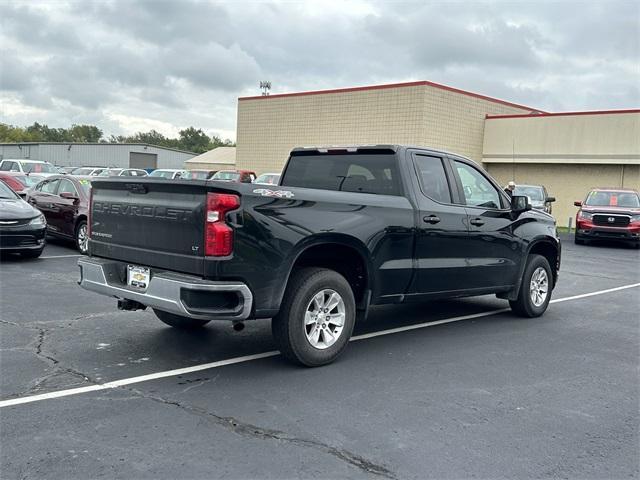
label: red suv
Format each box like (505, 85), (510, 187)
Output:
(574, 188), (640, 248)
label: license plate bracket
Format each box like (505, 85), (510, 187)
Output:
(127, 265), (150, 289)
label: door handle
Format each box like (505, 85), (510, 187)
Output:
(470, 217), (485, 226)
(423, 215), (441, 224)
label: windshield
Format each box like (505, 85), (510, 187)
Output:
(22, 162), (56, 174)
(514, 186), (544, 202)
(212, 171), (240, 181)
(77, 178), (92, 196)
(585, 191), (640, 208)
(149, 170), (176, 178)
(98, 169), (122, 176)
(0, 181), (19, 199)
(183, 171), (210, 180)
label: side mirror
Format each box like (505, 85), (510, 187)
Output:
(546, 196), (556, 203)
(573, 200), (582, 207)
(511, 195), (531, 213)
(60, 192), (78, 201)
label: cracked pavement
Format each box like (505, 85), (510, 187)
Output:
(1, 235), (639, 479)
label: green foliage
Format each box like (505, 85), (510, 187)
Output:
(0, 122), (234, 153)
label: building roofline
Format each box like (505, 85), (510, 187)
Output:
(0, 142), (197, 155)
(239, 80), (546, 113)
(486, 108), (640, 120)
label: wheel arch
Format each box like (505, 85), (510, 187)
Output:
(277, 234), (374, 314)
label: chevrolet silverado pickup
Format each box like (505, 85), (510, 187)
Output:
(78, 145), (561, 366)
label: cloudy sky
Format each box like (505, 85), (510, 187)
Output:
(1, 0), (638, 140)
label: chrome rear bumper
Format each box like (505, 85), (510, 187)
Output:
(78, 257), (252, 320)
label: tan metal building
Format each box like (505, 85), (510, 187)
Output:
(483, 110), (640, 226)
(236, 81), (542, 173)
(183, 146), (236, 171)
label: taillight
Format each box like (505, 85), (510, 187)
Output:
(205, 193), (239, 256)
(88, 187), (93, 237)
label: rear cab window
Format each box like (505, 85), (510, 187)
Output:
(281, 151), (402, 196)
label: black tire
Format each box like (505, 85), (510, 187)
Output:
(153, 309), (210, 330)
(75, 220), (89, 254)
(574, 235), (586, 245)
(509, 254), (553, 318)
(21, 248), (44, 259)
(272, 267), (356, 367)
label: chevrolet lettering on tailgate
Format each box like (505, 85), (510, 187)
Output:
(92, 202), (192, 222)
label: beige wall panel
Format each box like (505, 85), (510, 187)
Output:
(622, 165), (640, 189)
(486, 163), (632, 227)
(236, 84), (535, 174)
(483, 112), (640, 161)
(420, 89), (534, 163)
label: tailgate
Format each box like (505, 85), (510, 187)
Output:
(89, 178), (209, 275)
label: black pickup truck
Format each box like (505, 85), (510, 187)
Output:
(79, 145), (560, 366)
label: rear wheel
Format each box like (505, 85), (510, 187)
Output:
(509, 254), (553, 318)
(75, 220), (89, 254)
(153, 309), (210, 329)
(272, 268), (356, 367)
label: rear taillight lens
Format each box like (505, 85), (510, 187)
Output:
(88, 187), (93, 237)
(205, 193), (239, 256)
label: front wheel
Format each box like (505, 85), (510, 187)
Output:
(153, 309), (210, 329)
(272, 268), (356, 367)
(509, 254), (553, 318)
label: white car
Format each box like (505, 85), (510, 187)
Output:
(148, 169), (187, 179)
(0, 159), (58, 177)
(253, 173), (281, 185)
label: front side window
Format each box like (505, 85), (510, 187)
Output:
(0, 161), (16, 172)
(454, 161), (502, 209)
(282, 153), (402, 196)
(413, 155), (452, 204)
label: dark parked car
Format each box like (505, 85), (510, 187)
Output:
(79, 145), (560, 366)
(574, 188), (640, 247)
(0, 180), (46, 258)
(26, 175), (91, 254)
(0, 172), (43, 197)
(211, 169), (256, 183)
(513, 184), (555, 214)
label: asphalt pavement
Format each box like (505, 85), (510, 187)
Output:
(1, 234), (638, 479)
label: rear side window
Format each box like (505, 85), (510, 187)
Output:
(282, 153), (402, 196)
(39, 179), (59, 194)
(413, 155), (452, 203)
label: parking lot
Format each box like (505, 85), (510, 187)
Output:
(0, 234), (638, 479)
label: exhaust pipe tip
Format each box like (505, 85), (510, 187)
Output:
(117, 299), (147, 311)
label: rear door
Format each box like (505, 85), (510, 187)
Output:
(90, 178), (211, 275)
(449, 157), (521, 290)
(407, 152), (471, 296)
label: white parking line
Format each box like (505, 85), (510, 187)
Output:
(1, 282), (639, 409)
(40, 254), (83, 259)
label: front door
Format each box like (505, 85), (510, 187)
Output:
(450, 158), (521, 290)
(408, 153), (471, 297)
(54, 178), (80, 237)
